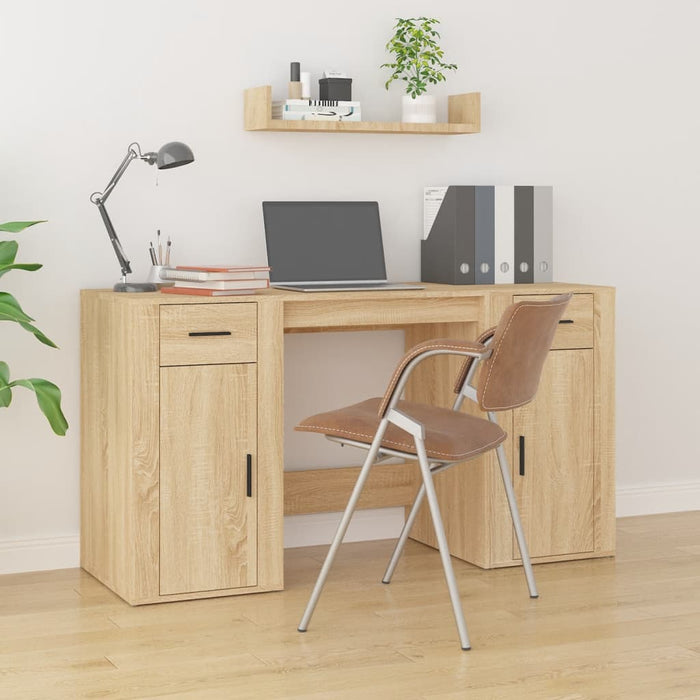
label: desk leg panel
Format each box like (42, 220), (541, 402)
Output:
(80, 295), (160, 603)
(594, 287), (616, 555)
(257, 299), (285, 591)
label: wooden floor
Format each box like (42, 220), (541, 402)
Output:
(2, 512), (700, 699)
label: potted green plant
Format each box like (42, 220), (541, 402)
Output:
(381, 17), (458, 124)
(0, 220), (68, 435)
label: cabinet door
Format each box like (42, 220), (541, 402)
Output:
(512, 349), (594, 559)
(160, 363), (257, 595)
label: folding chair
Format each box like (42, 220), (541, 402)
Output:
(296, 294), (572, 649)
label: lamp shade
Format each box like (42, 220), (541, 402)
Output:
(156, 141), (195, 170)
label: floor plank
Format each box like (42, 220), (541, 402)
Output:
(1, 512), (700, 699)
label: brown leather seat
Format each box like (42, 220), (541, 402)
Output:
(296, 293), (572, 651)
(297, 397), (506, 462)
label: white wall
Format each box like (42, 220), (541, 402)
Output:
(1, 0), (698, 572)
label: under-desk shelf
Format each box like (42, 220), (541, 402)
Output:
(244, 85), (481, 135)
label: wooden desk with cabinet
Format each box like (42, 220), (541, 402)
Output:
(80, 282), (615, 605)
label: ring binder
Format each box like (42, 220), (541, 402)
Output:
(422, 185), (553, 285)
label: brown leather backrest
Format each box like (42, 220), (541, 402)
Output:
(477, 294), (572, 412)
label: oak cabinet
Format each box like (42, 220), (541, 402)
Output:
(512, 348), (595, 560)
(508, 292), (597, 562)
(407, 288), (614, 569)
(81, 294), (283, 605)
(158, 304), (260, 595)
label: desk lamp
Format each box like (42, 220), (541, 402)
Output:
(90, 141), (195, 292)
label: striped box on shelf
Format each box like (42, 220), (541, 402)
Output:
(272, 99), (361, 122)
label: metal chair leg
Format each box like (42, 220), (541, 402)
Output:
(415, 438), (471, 651)
(494, 442), (538, 598)
(298, 420), (389, 633)
(382, 482), (426, 584)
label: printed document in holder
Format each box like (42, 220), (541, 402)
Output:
(262, 201), (424, 292)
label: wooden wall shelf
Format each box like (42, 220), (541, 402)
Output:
(244, 85), (480, 135)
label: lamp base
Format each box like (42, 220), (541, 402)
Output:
(113, 281), (158, 292)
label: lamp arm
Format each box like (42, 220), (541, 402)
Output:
(89, 143), (154, 280)
(92, 144), (140, 205)
(95, 199), (131, 277)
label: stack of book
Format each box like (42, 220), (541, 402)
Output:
(160, 265), (270, 296)
(272, 99), (361, 122)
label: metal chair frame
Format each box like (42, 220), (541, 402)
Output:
(297, 340), (538, 651)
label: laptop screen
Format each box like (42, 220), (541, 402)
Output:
(263, 201), (388, 284)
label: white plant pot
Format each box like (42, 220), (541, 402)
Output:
(401, 94), (437, 124)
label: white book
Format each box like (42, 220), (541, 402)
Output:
(278, 110), (361, 122)
(161, 268), (270, 282)
(272, 106), (361, 118)
(494, 186), (515, 284)
(173, 278), (269, 291)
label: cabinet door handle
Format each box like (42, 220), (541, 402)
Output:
(558, 319), (574, 324)
(246, 454), (252, 497)
(188, 331), (232, 337)
(519, 436), (525, 476)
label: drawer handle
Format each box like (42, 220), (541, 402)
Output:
(246, 454), (252, 498)
(519, 436), (525, 476)
(558, 319), (574, 324)
(187, 331), (232, 337)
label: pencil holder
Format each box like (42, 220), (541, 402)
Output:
(146, 265), (175, 287)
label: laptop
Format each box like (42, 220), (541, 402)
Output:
(262, 201), (424, 292)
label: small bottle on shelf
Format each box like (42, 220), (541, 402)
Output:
(288, 62), (302, 99)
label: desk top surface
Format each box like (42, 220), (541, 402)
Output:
(82, 281), (614, 306)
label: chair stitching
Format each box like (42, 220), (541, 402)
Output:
(453, 326), (497, 393)
(480, 299), (566, 411)
(297, 423), (506, 460)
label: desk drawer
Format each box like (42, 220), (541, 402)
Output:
(513, 293), (593, 349)
(160, 304), (257, 366)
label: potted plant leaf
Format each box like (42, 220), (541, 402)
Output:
(381, 17), (458, 124)
(0, 220), (68, 435)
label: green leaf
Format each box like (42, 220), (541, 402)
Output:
(0, 362), (11, 408)
(0, 240), (18, 266)
(8, 378), (68, 435)
(0, 221), (46, 234)
(0, 262), (43, 279)
(19, 321), (58, 348)
(0, 294), (55, 345)
(0, 292), (35, 323)
(0, 240), (43, 277)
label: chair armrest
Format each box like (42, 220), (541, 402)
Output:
(453, 327), (497, 394)
(378, 338), (488, 417)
